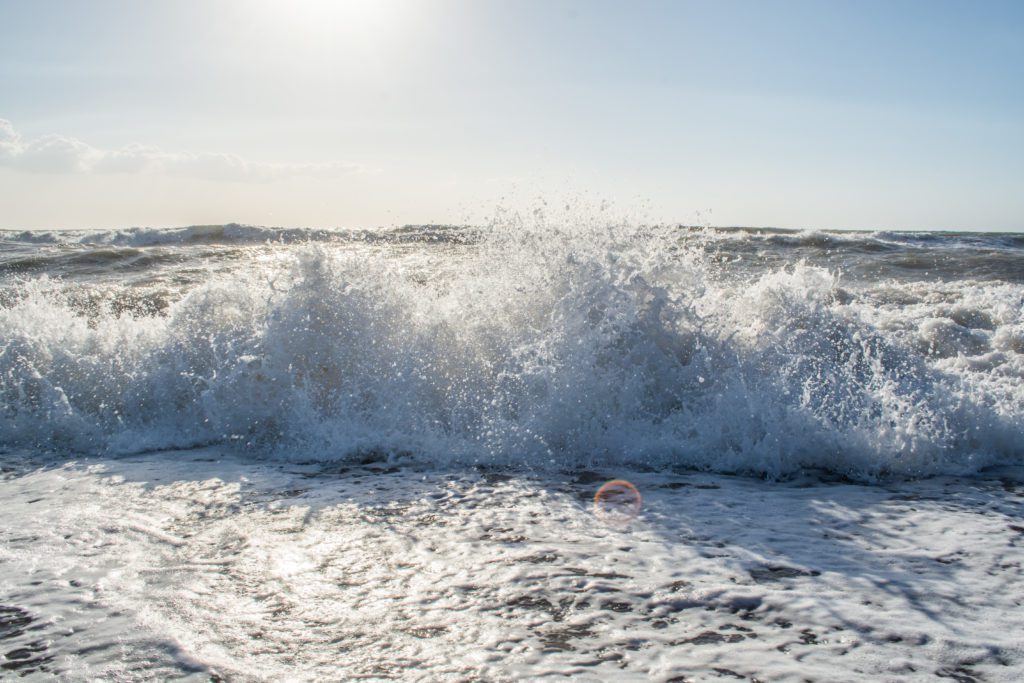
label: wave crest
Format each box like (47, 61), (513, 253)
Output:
(0, 222), (1020, 479)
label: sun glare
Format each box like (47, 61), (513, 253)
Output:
(253, 0), (406, 46)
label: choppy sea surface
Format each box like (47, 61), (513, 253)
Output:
(1, 221), (1022, 680)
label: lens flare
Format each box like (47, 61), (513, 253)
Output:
(593, 479), (642, 523)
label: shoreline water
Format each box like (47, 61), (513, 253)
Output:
(2, 449), (1023, 681)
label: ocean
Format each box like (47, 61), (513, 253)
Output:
(1, 221), (1022, 681)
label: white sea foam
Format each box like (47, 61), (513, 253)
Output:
(1, 453), (1021, 680)
(1, 220), (1021, 479)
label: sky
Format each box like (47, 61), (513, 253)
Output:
(1, 0), (1022, 231)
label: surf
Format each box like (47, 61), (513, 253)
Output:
(1, 219), (1021, 480)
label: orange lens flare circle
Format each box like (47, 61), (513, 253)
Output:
(593, 479), (642, 520)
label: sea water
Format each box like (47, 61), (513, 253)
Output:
(1, 217), (1022, 680)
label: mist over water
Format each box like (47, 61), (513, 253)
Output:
(1, 217), (1022, 480)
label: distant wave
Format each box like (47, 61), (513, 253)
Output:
(0, 223), (480, 248)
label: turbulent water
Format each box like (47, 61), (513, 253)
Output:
(1, 219), (1023, 681)
(2, 221), (1022, 479)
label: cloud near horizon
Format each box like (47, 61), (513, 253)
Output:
(0, 118), (362, 182)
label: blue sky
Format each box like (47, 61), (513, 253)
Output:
(1, 0), (1022, 230)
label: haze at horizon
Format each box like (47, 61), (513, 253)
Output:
(1, 0), (1022, 232)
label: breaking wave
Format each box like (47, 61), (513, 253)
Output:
(1, 220), (1022, 480)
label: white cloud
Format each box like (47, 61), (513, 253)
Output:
(0, 118), (361, 181)
(0, 119), (18, 144)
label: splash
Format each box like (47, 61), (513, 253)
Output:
(1, 212), (1021, 480)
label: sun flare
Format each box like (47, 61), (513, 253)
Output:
(252, 0), (406, 44)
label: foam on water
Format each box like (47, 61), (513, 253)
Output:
(1, 218), (1022, 480)
(1, 452), (1022, 680)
